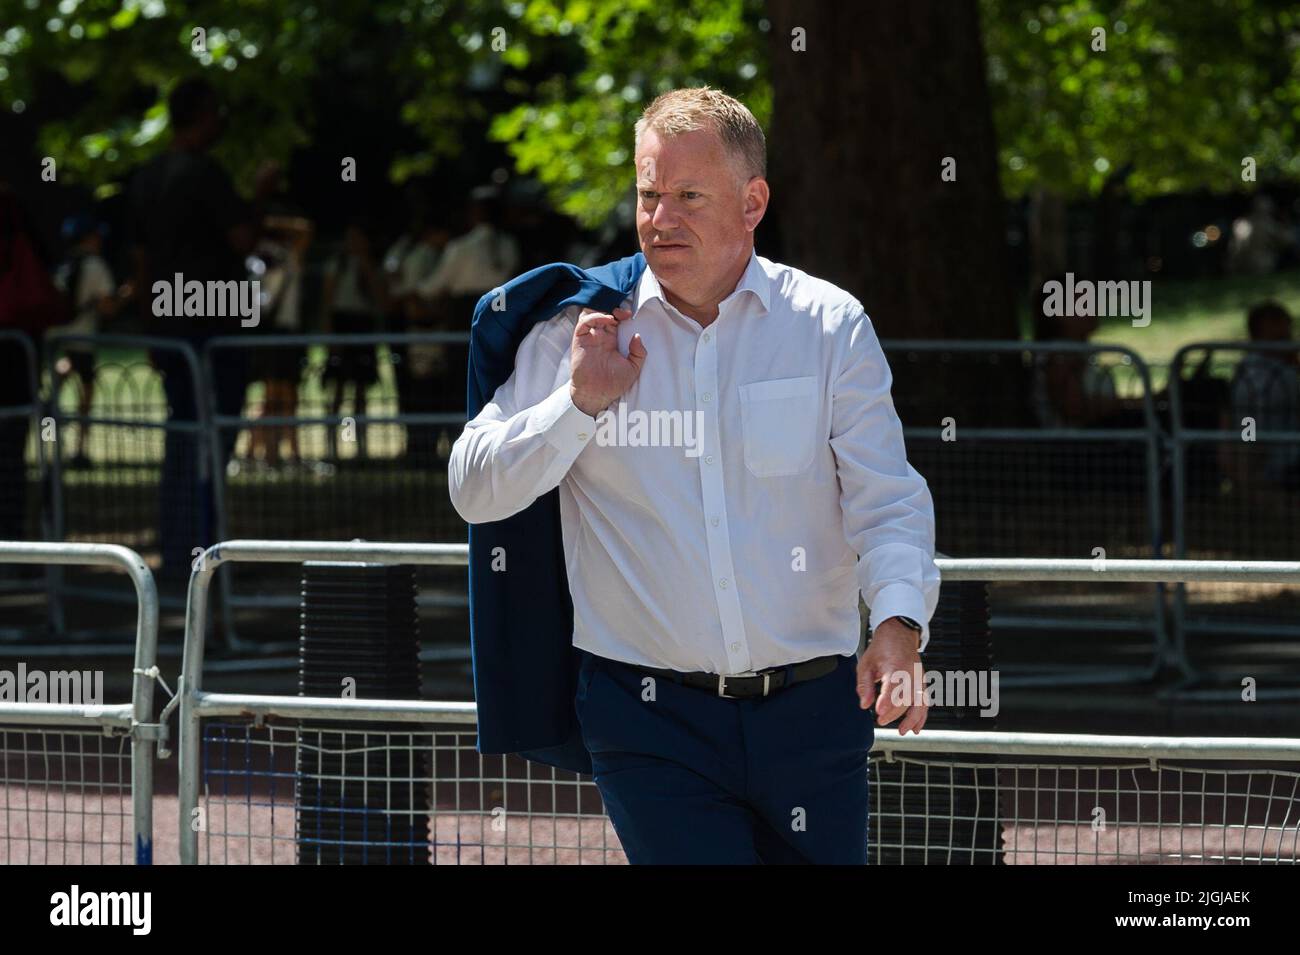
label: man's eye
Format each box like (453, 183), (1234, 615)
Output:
(639, 190), (658, 200)
(682, 192), (701, 200)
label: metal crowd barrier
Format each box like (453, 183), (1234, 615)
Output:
(23, 332), (1299, 692)
(1168, 341), (1300, 689)
(881, 341), (1167, 685)
(0, 542), (162, 864)
(175, 542), (1300, 865)
(43, 333), (211, 647)
(200, 333), (470, 654)
(0, 331), (49, 637)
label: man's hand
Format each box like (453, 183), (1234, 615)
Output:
(856, 618), (929, 735)
(570, 304), (647, 418)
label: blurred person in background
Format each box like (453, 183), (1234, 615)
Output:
(1227, 301), (1300, 491)
(411, 185), (519, 459)
(1228, 195), (1298, 276)
(383, 204), (449, 312)
(0, 182), (61, 548)
(414, 185), (520, 313)
(321, 219), (387, 460)
(246, 214), (313, 469)
(1030, 274), (1147, 430)
(128, 76), (280, 583)
(383, 208), (451, 459)
(52, 214), (133, 468)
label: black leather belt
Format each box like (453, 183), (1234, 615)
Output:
(621, 654), (842, 700)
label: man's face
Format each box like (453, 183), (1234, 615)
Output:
(634, 127), (763, 303)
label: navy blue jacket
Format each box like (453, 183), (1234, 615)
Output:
(464, 252), (648, 774)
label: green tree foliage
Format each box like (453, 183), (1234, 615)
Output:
(484, 0), (769, 226)
(0, 0), (531, 196)
(981, 0), (1300, 198)
(0, 0), (765, 219)
(1, 0), (337, 195)
(2, 0), (1294, 214)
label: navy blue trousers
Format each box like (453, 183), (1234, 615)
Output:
(574, 649), (875, 864)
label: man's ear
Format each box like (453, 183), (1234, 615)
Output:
(743, 176), (769, 233)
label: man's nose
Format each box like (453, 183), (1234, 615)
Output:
(650, 196), (681, 231)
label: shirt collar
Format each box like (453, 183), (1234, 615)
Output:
(633, 249), (771, 319)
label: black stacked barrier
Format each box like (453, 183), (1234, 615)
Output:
(296, 562), (430, 864)
(869, 579), (1003, 864)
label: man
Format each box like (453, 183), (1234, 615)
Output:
(384, 209), (452, 463)
(1227, 195), (1298, 277)
(128, 77), (278, 581)
(414, 185), (521, 308)
(1228, 301), (1300, 490)
(414, 186), (521, 456)
(0, 183), (61, 549)
(449, 87), (939, 864)
(53, 214), (132, 468)
(320, 219), (386, 460)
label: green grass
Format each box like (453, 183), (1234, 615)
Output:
(1078, 268), (1300, 365)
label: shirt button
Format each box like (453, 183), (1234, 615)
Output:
(705, 455), (714, 465)
(702, 333), (711, 343)
(710, 517), (719, 527)
(718, 578), (728, 589)
(730, 642), (741, 652)
(701, 392), (712, 402)
(577, 432), (588, 440)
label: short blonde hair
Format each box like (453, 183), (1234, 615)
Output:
(634, 86), (766, 183)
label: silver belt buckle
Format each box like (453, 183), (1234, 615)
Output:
(717, 670), (771, 699)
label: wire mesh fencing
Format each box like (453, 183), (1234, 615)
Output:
(47, 347), (169, 550)
(202, 334), (470, 652)
(0, 542), (161, 864)
(882, 341), (1166, 682)
(0, 727), (133, 864)
(43, 335), (211, 633)
(197, 721), (622, 865)
(1169, 342), (1300, 685)
(175, 544), (1300, 865)
(25, 332), (1296, 677)
(190, 719), (1300, 866)
(876, 754), (1300, 865)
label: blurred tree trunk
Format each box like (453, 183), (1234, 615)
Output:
(1030, 187), (1068, 287)
(764, 0), (1015, 343)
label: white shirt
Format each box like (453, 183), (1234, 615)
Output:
(56, 254), (114, 337)
(449, 250), (940, 674)
(256, 240), (304, 331)
(384, 235), (443, 297)
(418, 223), (520, 298)
(327, 253), (377, 313)
(1230, 352), (1300, 481)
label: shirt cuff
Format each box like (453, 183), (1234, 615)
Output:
(868, 582), (932, 653)
(539, 383), (599, 457)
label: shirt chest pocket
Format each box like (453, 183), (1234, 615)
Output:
(738, 375), (821, 478)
